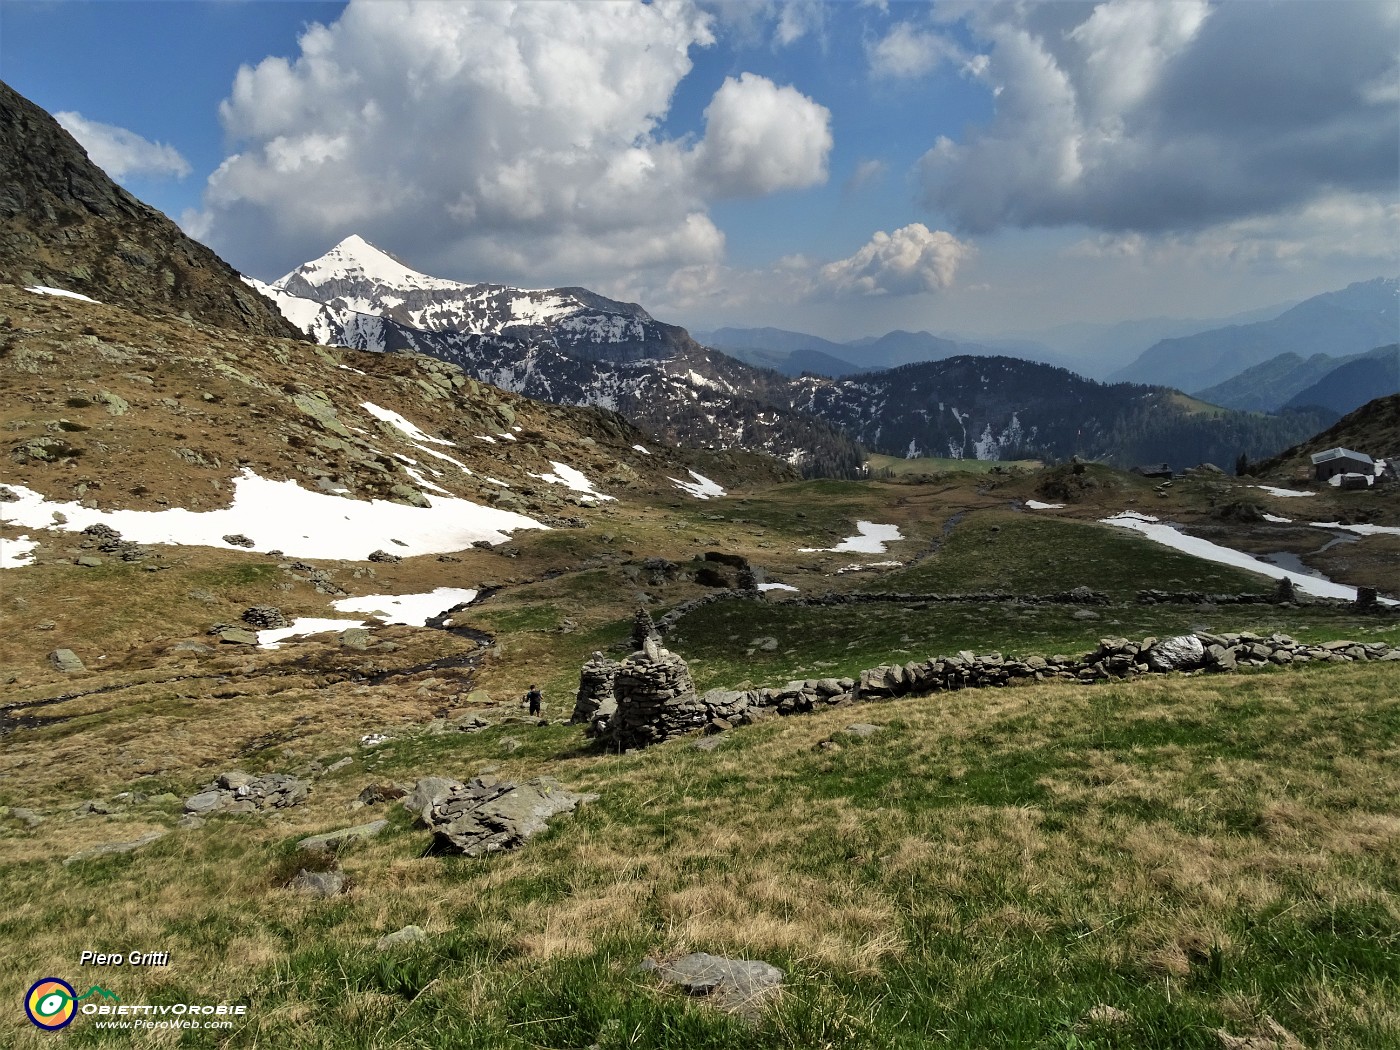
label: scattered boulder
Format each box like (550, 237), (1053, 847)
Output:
(183, 772), (309, 816)
(641, 952), (784, 1014)
(297, 819), (388, 852)
(222, 533), (255, 548)
(376, 925), (428, 951)
(1145, 634), (1205, 672)
(842, 723), (882, 739)
(289, 868), (346, 897)
(9, 807), (42, 828)
(419, 776), (596, 856)
(217, 627), (259, 646)
(368, 549), (402, 564)
(64, 830), (166, 866)
(48, 648), (85, 672)
(339, 628), (370, 650)
(358, 782), (409, 806)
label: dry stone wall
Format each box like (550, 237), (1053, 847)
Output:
(578, 630), (1400, 747)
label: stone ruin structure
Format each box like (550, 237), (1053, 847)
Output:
(572, 631), (750, 749)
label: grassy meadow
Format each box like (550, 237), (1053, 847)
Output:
(2, 467), (1398, 1048)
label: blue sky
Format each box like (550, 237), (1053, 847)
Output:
(3, 1), (1396, 345)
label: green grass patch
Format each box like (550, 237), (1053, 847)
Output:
(869, 511), (1275, 598)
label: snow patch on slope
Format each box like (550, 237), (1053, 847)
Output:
(1101, 512), (1394, 604)
(668, 470), (725, 499)
(800, 521), (903, 554)
(0, 471), (545, 560)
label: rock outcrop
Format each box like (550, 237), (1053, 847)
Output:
(410, 775), (595, 856)
(184, 771), (310, 816)
(0, 81), (302, 340)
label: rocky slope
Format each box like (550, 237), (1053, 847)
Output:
(0, 81), (301, 341)
(0, 283), (790, 532)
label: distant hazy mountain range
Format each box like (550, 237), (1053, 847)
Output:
(701, 279), (1396, 393)
(1193, 344), (1399, 414)
(1110, 277), (1398, 390)
(697, 326), (1077, 377)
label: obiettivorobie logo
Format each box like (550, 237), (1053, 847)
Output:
(25, 979), (119, 1030)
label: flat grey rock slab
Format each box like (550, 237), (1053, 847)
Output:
(289, 869), (345, 897)
(64, 830), (167, 865)
(423, 776), (597, 856)
(49, 648), (85, 672)
(376, 925), (428, 951)
(297, 819), (388, 852)
(842, 723), (882, 739)
(642, 952), (784, 1013)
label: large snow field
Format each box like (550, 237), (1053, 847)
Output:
(0, 470), (546, 561)
(332, 587), (478, 626)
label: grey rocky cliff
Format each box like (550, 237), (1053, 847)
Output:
(0, 80), (302, 341)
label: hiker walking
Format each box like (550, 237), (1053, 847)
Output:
(524, 683), (543, 717)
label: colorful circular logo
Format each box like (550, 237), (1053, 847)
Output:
(26, 978), (77, 1030)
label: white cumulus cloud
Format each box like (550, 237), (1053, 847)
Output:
(55, 112), (191, 181)
(920, 0), (1400, 236)
(868, 22), (970, 79)
(693, 73), (832, 197)
(818, 224), (972, 296)
(189, 0), (832, 287)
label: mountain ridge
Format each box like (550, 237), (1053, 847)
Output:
(0, 79), (301, 342)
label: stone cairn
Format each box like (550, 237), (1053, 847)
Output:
(609, 636), (710, 749)
(571, 652), (620, 732)
(632, 606), (660, 649)
(573, 624), (754, 748)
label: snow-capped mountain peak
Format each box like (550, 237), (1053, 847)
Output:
(273, 234), (466, 296)
(257, 235), (693, 360)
